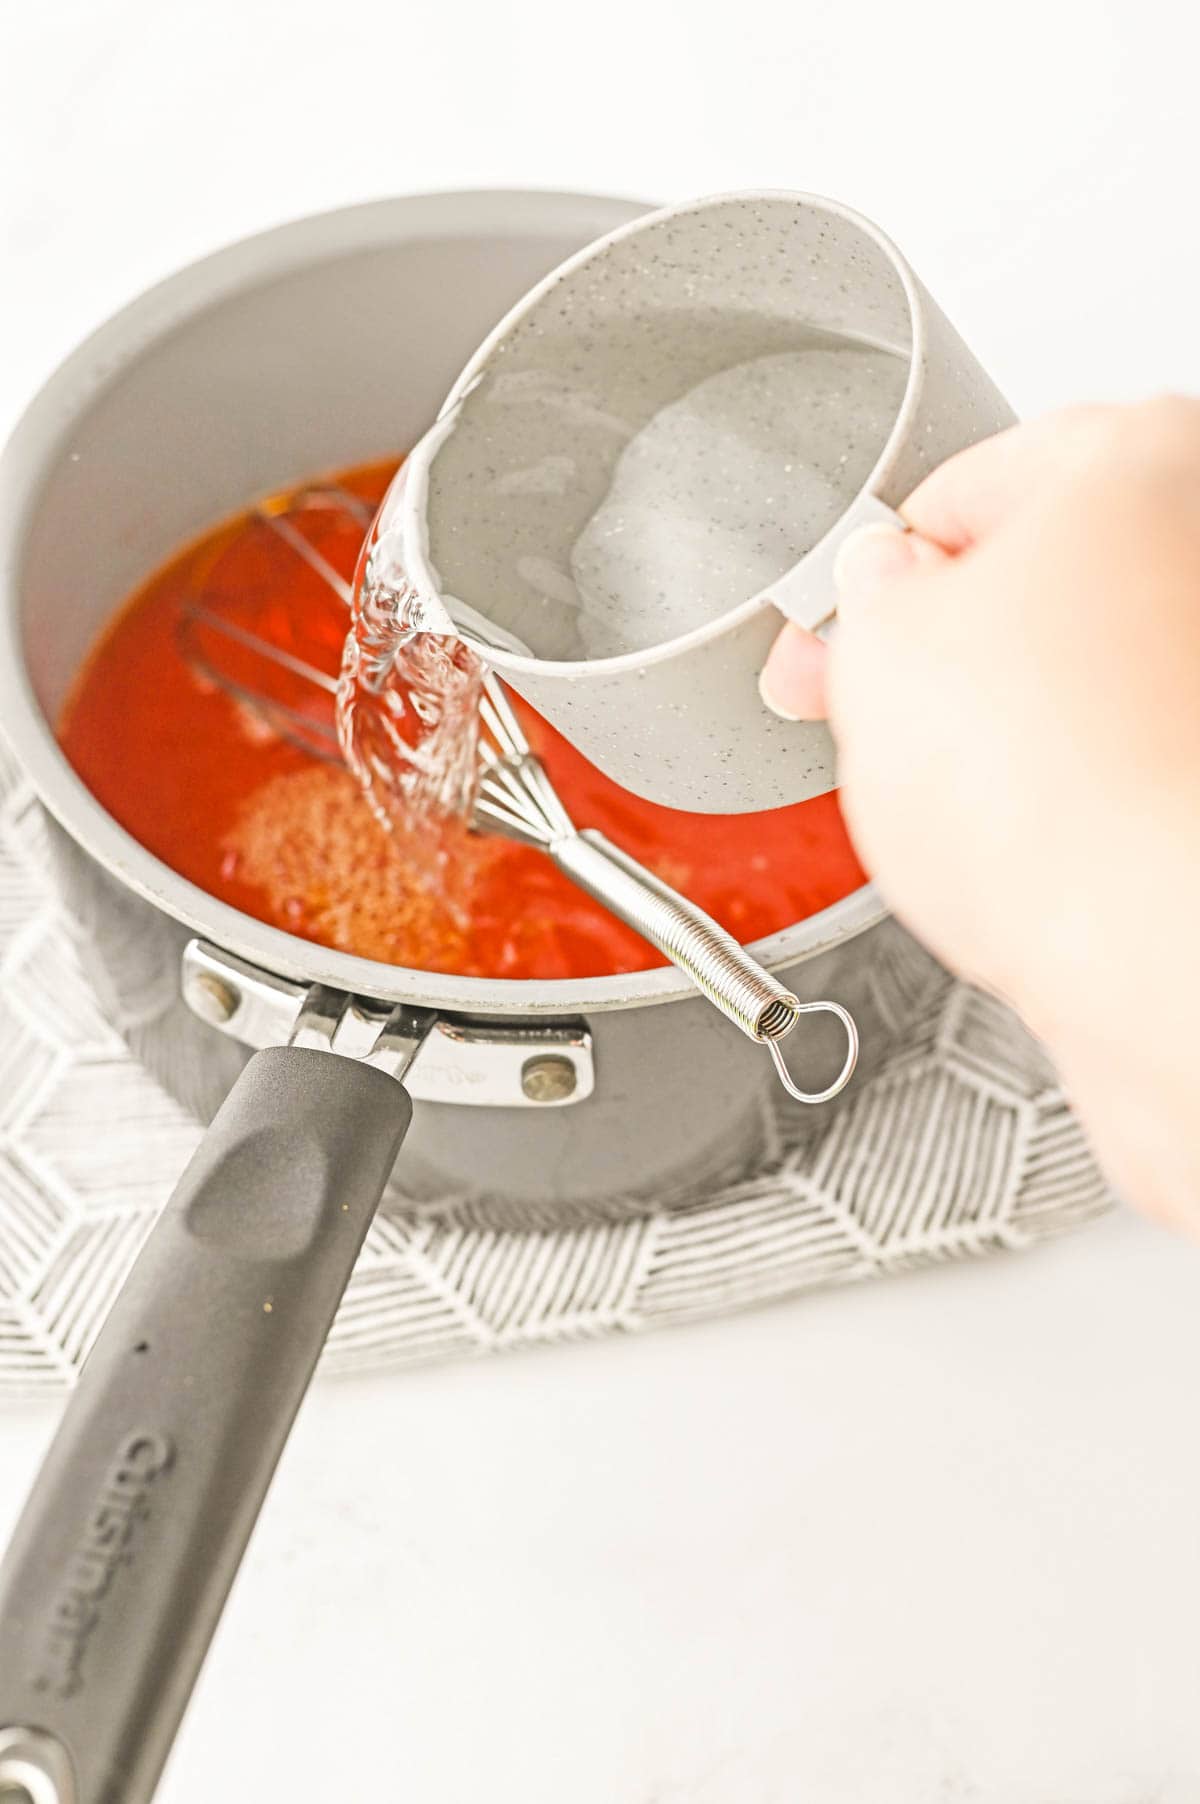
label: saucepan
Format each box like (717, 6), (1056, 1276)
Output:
(0, 189), (936, 1803)
(0, 188), (913, 1219)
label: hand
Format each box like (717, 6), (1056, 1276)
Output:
(760, 400), (1200, 1233)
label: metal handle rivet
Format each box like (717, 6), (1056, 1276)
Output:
(183, 969), (240, 1026)
(521, 1054), (578, 1103)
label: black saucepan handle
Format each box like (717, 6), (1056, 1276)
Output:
(0, 1045), (412, 1804)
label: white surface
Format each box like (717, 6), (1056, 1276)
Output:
(3, 2), (1200, 1798)
(4, 1216), (1200, 1802)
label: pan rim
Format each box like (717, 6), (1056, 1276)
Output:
(0, 187), (886, 1016)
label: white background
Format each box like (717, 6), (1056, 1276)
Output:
(4, 2), (1200, 1799)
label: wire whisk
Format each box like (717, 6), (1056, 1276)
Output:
(179, 486), (858, 1104)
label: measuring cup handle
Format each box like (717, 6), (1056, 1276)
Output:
(767, 493), (907, 635)
(0, 1046), (412, 1804)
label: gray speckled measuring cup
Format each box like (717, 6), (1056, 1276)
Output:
(395, 190), (1015, 812)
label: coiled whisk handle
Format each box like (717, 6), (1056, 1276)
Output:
(550, 830), (858, 1105)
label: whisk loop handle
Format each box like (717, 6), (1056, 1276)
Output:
(551, 831), (857, 1104)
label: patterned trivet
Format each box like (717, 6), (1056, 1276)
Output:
(0, 737), (1113, 1393)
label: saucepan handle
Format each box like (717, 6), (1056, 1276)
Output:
(0, 1045), (412, 1804)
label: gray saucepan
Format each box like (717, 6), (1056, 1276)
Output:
(0, 190), (926, 1804)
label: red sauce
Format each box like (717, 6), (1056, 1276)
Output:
(58, 459), (866, 980)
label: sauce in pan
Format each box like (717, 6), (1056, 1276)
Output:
(58, 459), (866, 980)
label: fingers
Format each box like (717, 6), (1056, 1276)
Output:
(758, 405), (1130, 719)
(900, 405), (1120, 551)
(758, 522), (941, 719)
(756, 618), (831, 720)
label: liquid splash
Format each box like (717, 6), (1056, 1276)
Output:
(337, 466), (485, 849)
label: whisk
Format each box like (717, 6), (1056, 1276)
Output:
(180, 485), (858, 1104)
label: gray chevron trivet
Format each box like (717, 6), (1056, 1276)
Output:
(0, 735), (1112, 1393)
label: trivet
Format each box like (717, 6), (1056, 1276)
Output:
(0, 736), (1113, 1394)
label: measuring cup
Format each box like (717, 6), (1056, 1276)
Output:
(387, 190), (1015, 812)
